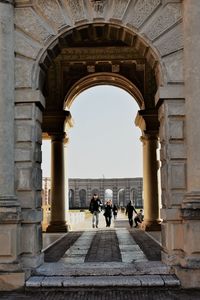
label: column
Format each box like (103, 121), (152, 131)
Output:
(141, 134), (161, 231)
(46, 134), (68, 232)
(0, 0), (24, 290)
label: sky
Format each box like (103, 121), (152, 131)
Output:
(41, 85), (143, 179)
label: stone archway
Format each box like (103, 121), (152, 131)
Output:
(1, 0), (200, 290)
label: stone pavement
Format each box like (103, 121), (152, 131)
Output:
(1, 212), (200, 299)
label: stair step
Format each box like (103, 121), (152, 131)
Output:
(26, 274), (180, 288)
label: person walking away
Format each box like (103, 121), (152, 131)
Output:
(134, 209), (143, 228)
(126, 200), (137, 228)
(104, 199), (113, 227)
(112, 204), (118, 219)
(89, 193), (102, 228)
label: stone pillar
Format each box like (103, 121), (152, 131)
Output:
(174, 0), (200, 288)
(0, 0), (24, 290)
(141, 134), (161, 231)
(113, 186), (118, 205)
(125, 186), (130, 206)
(46, 134), (68, 232)
(135, 109), (160, 231)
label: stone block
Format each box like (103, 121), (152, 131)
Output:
(16, 125), (34, 142)
(0, 225), (20, 263)
(170, 162), (186, 189)
(164, 223), (184, 251)
(32, 167), (42, 190)
(35, 123), (42, 144)
(21, 209), (43, 224)
(160, 208), (181, 221)
(0, 231), (12, 256)
(183, 222), (200, 254)
(170, 192), (184, 206)
(21, 252), (44, 269)
(16, 191), (40, 209)
(169, 119), (184, 140)
(26, 276), (44, 287)
(154, 22), (183, 56)
(0, 272), (25, 291)
(15, 30), (42, 60)
(16, 168), (32, 190)
(15, 89), (45, 109)
(168, 143), (186, 159)
(15, 147), (32, 162)
(163, 50), (184, 83)
(174, 266), (200, 288)
(34, 145), (42, 163)
(166, 99), (185, 116)
(15, 103), (33, 120)
(156, 86), (185, 104)
(15, 56), (33, 88)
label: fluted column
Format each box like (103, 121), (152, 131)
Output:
(46, 133), (68, 232)
(141, 134), (161, 231)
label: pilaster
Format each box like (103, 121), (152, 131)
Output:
(0, 0), (25, 290)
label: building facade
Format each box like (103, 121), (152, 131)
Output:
(0, 0), (200, 290)
(42, 177), (143, 209)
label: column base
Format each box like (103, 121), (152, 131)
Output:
(46, 221), (69, 233)
(141, 220), (161, 231)
(174, 265), (200, 288)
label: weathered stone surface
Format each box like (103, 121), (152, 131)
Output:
(15, 57), (33, 88)
(154, 23), (183, 56)
(15, 90), (45, 108)
(144, 3), (182, 41)
(63, 0), (85, 23)
(15, 7), (54, 44)
(0, 273), (25, 291)
(35, 0), (68, 30)
(129, 0), (161, 29)
(112, 0), (131, 20)
(169, 119), (184, 140)
(170, 162), (186, 189)
(162, 50), (184, 83)
(15, 30), (42, 59)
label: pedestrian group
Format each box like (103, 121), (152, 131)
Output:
(89, 194), (143, 229)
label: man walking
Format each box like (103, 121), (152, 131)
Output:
(89, 193), (102, 228)
(126, 200), (137, 228)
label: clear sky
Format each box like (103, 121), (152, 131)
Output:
(41, 85), (143, 179)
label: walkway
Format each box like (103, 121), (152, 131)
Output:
(1, 212), (200, 299)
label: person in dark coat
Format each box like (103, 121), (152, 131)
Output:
(126, 200), (137, 228)
(89, 193), (102, 228)
(104, 199), (113, 227)
(112, 204), (118, 219)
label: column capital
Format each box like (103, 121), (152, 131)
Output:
(140, 133), (158, 146)
(50, 132), (66, 142)
(135, 109), (159, 134)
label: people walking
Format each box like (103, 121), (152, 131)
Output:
(126, 200), (137, 228)
(112, 204), (118, 219)
(89, 193), (102, 228)
(104, 199), (113, 227)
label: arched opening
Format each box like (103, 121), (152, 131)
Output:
(79, 189), (87, 208)
(105, 189), (113, 202)
(40, 22), (161, 234)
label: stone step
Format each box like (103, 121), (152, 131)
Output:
(26, 274), (180, 289)
(35, 261), (171, 277)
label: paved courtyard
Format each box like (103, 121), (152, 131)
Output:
(1, 213), (200, 299)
